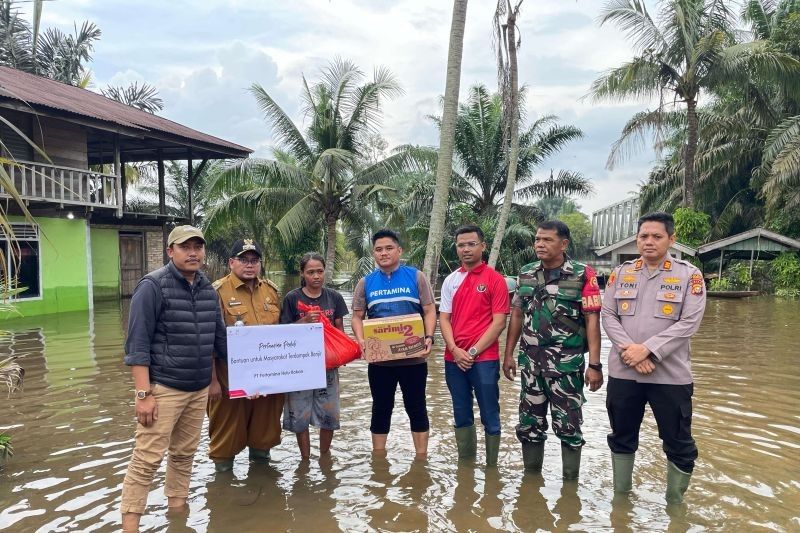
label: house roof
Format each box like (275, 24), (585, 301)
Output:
(0, 66), (252, 161)
(594, 234), (697, 257)
(697, 228), (800, 260)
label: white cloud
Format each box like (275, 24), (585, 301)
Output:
(18, 0), (660, 213)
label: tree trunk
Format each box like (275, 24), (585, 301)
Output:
(324, 216), (337, 284)
(422, 0), (468, 287)
(684, 97), (698, 208)
(488, 6), (520, 269)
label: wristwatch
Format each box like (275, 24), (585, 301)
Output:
(135, 389), (152, 400)
(424, 335), (434, 342)
(468, 347), (478, 358)
(588, 362), (603, 371)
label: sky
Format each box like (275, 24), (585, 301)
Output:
(27, 0), (660, 215)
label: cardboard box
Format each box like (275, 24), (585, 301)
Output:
(362, 314), (425, 363)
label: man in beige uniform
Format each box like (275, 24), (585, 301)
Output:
(602, 212), (706, 505)
(208, 238), (283, 472)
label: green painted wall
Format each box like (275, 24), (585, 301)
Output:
(90, 228), (120, 300)
(3, 216), (90, 318)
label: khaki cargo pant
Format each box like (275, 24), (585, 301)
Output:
(120, 383), (208, 515)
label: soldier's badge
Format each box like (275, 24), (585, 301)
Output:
(621, 290), (631, 296)
(476, 284), (487, 292)
(663, 277), (680, 284)
(624, 268), (636, 273)
(228, 299), (242, 307)
(663, 292), (676, 300)
(622, 275), (637, 283)
(662, 304), (673, 315)
(634, 259), (644, 270)
(663, 260), (672, 270)
(608, 271), (617, 284)
(621, 302), (630, 311)
(690, 273), (704, 295)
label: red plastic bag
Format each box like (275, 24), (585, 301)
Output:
(297, 301), (361, 369)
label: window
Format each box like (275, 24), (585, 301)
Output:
(0, 223), (41, 299)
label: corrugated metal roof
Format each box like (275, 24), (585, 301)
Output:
(0, 66), (252, 157)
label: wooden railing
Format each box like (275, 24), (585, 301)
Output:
(0, 160), (121, 214)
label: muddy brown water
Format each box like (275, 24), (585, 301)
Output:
(1, 284), (799, 532)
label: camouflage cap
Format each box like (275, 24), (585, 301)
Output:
(167, 225), (205, 246)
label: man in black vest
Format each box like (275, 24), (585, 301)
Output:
(120, 225), (227, 532)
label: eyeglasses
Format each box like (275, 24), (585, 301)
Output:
(236, 257), (261, 265)
(456, 241), (483, 249)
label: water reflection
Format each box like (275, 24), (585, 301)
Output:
(1, 294), (799, 531)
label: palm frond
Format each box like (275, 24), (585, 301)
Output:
(515, 170), (593, 201)
(250, 83), (313, 164)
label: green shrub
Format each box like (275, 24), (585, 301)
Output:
(728, 262), (753, 290)
(673, 208), (711, 248)
(709, 278), (732, 291)
(0, 433), (12, 461)
(770, 252), (800, 295)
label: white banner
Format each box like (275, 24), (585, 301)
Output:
(226, 323), (326, 398)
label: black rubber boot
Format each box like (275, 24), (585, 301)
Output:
(561, 443), (581, 480)
(522, 441), (545, 473)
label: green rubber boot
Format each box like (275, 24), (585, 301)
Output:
(561, 443), (582, 480)
(454, 425), (477, 459)
(522, 441), (545, 473)
(214, 458), (234, 473)
(666, 461), (692, 504)
(485, 433), (500, 467)
(249, 448), (271, 464)
(612, 453), (635, 494)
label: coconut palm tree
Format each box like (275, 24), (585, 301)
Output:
(204, 58), (406, 282)
(423, 0), (469, 286)
(590, 0), (800, 208)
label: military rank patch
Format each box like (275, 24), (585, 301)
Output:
(634, 259), (644, 270)
(690, 273), (704, 295)
(662, 304), (673, 315)
(663, 260), (672, 270)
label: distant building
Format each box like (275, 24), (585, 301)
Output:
(590, 195), (695, 273)
(0, 67), (252, 317)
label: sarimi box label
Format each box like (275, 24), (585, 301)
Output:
(226, 323), (325, 398)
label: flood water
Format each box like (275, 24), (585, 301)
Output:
(1, 282), (799, 532)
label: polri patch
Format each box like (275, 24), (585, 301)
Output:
(690, 273), (704, 295)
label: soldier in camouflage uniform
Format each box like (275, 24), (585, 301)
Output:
(503, 221), (603, 480)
